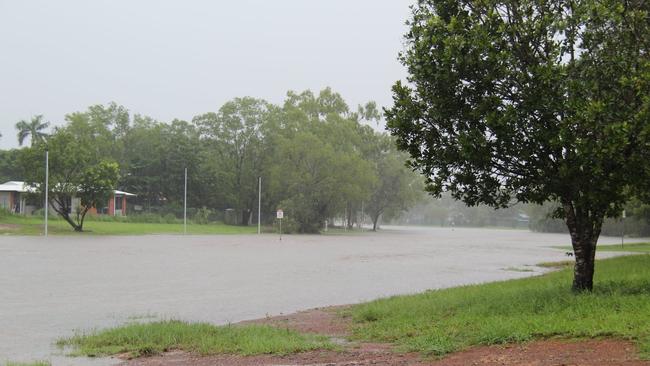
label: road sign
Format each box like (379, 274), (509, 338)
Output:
(277, 209), (284, 219)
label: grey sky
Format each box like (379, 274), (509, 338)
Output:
(0, 1), (411, 149)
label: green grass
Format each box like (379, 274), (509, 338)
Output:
(349, 255), (650, 358)
(598, 242), (650, 253)
(0, 215), (257, 235)
(4, 362), (50, 366)
(554, 242), (650, 253)
(57, 321), (333, 358)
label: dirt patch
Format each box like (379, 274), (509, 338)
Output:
(121, 307), (650, 366)
(0, 223), (20, 230)
(430, 339), (649, 366)
(240, 306), (351, 337)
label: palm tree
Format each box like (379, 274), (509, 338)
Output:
(16, 115), (50, 146)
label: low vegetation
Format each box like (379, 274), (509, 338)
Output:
(4, 362), (50, 366)
(597, 243), (650, 253)
(554, 243), (650, 254)
(57, 321), (333, 358)
(0, 214), (256, 235)
(349, 255), (650, 358)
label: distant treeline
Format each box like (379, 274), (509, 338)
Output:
(397, 194), (650, 238)
(0, 88), (422, 233)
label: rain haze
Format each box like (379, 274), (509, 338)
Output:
(0, 0), (411, 149)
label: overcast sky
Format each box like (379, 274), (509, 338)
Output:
(0, 1), (412, 149)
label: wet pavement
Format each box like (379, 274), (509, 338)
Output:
(0, 226), (644, 365)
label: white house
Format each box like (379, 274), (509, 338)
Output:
(0, 181), (33, 214)
(0, 181), (135, 216)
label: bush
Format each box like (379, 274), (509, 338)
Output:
(274, 217), (299, 234)
(0, 207), (11, 217)
(193, 206), (212, 225)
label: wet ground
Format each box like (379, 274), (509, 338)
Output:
(0, 226), (644, 364)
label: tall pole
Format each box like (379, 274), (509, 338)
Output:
(621, 210), (626, 248)
(258, 176), (261, 234)
(184, 168), (187, 235)
(361, 201), (364, 231)
(44, 149), (49, 237)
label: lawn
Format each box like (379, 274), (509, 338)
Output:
(554, 242), (650, 253)
(348, 254), (650, 358)
(57, 321), (333, 358)
(597, 242), (650, 253)
(0, 215), (257, 235)
(57, 255), (650, 361)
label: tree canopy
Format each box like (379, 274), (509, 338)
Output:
(386, 0), (650, 291)
(12, 88), (421, 233)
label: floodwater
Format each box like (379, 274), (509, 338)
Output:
(0, 226), (643, 365)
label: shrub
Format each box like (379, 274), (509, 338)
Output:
(193, 207), (212, 225)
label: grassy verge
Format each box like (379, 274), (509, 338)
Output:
(597, 242), (650, 253)
(349, 254), (650, 358)
(4, 362), (50, 366)
(57, 321), (333, 358)
(0, 215), (257, 235)
(554, 242), (650, 253)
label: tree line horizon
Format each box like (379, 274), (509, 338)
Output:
(1, 88), (422, 233)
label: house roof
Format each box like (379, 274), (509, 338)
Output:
(0, 181), (34, 193)
(114, 190), (137, 197)
(0, 181), (136, 196)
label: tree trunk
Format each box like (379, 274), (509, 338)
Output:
(372, 214), (380, 231)
(563, 201), (603, 292)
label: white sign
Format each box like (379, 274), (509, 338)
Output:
(276, 209), (284, 219)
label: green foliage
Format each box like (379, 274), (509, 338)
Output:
(57, 321), (333, 358)
(0, 149), (22, 182)
(365, 136), (423, 230)
(15, 115), (49, 146)
(3, 88), (421, 234)
(193, 206), (212, 225)
(19, 115), (120, 231)
(350, 255), (650, 357)
(386, 0), (650, 290)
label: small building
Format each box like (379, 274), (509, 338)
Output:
(0, 181), (136, 216)
(106, 190), (137, 216)
(0, 181), (33, 214)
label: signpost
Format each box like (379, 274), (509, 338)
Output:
(258, 177), (262, 235)
(277, 209), (283, 241)
(622, 209), (626, 248)
(184, 168), (187, 235)
(44, 149), (48, 237)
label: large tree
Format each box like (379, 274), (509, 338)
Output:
(366, 138), (422, 231)
(20, 116), (119, 232)
(386, 0), (650, 291)
(194, 97), (270, 225)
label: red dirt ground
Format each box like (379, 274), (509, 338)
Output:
(122, 307), (650, 366)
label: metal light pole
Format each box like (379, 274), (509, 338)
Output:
(258, 176), (261, 234)
(44, 149), (49, 237)
(184, 167), (187, 235)
(621, 210), (626, 248)
(361, 201), (364, 231)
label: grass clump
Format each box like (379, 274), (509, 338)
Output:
(536, 260), (574, 268)
(350, 255), (650, 358)
(57, 321), (333, 358)
(502, 267), (535, 272)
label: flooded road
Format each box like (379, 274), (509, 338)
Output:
(0, 227), (643, 364)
